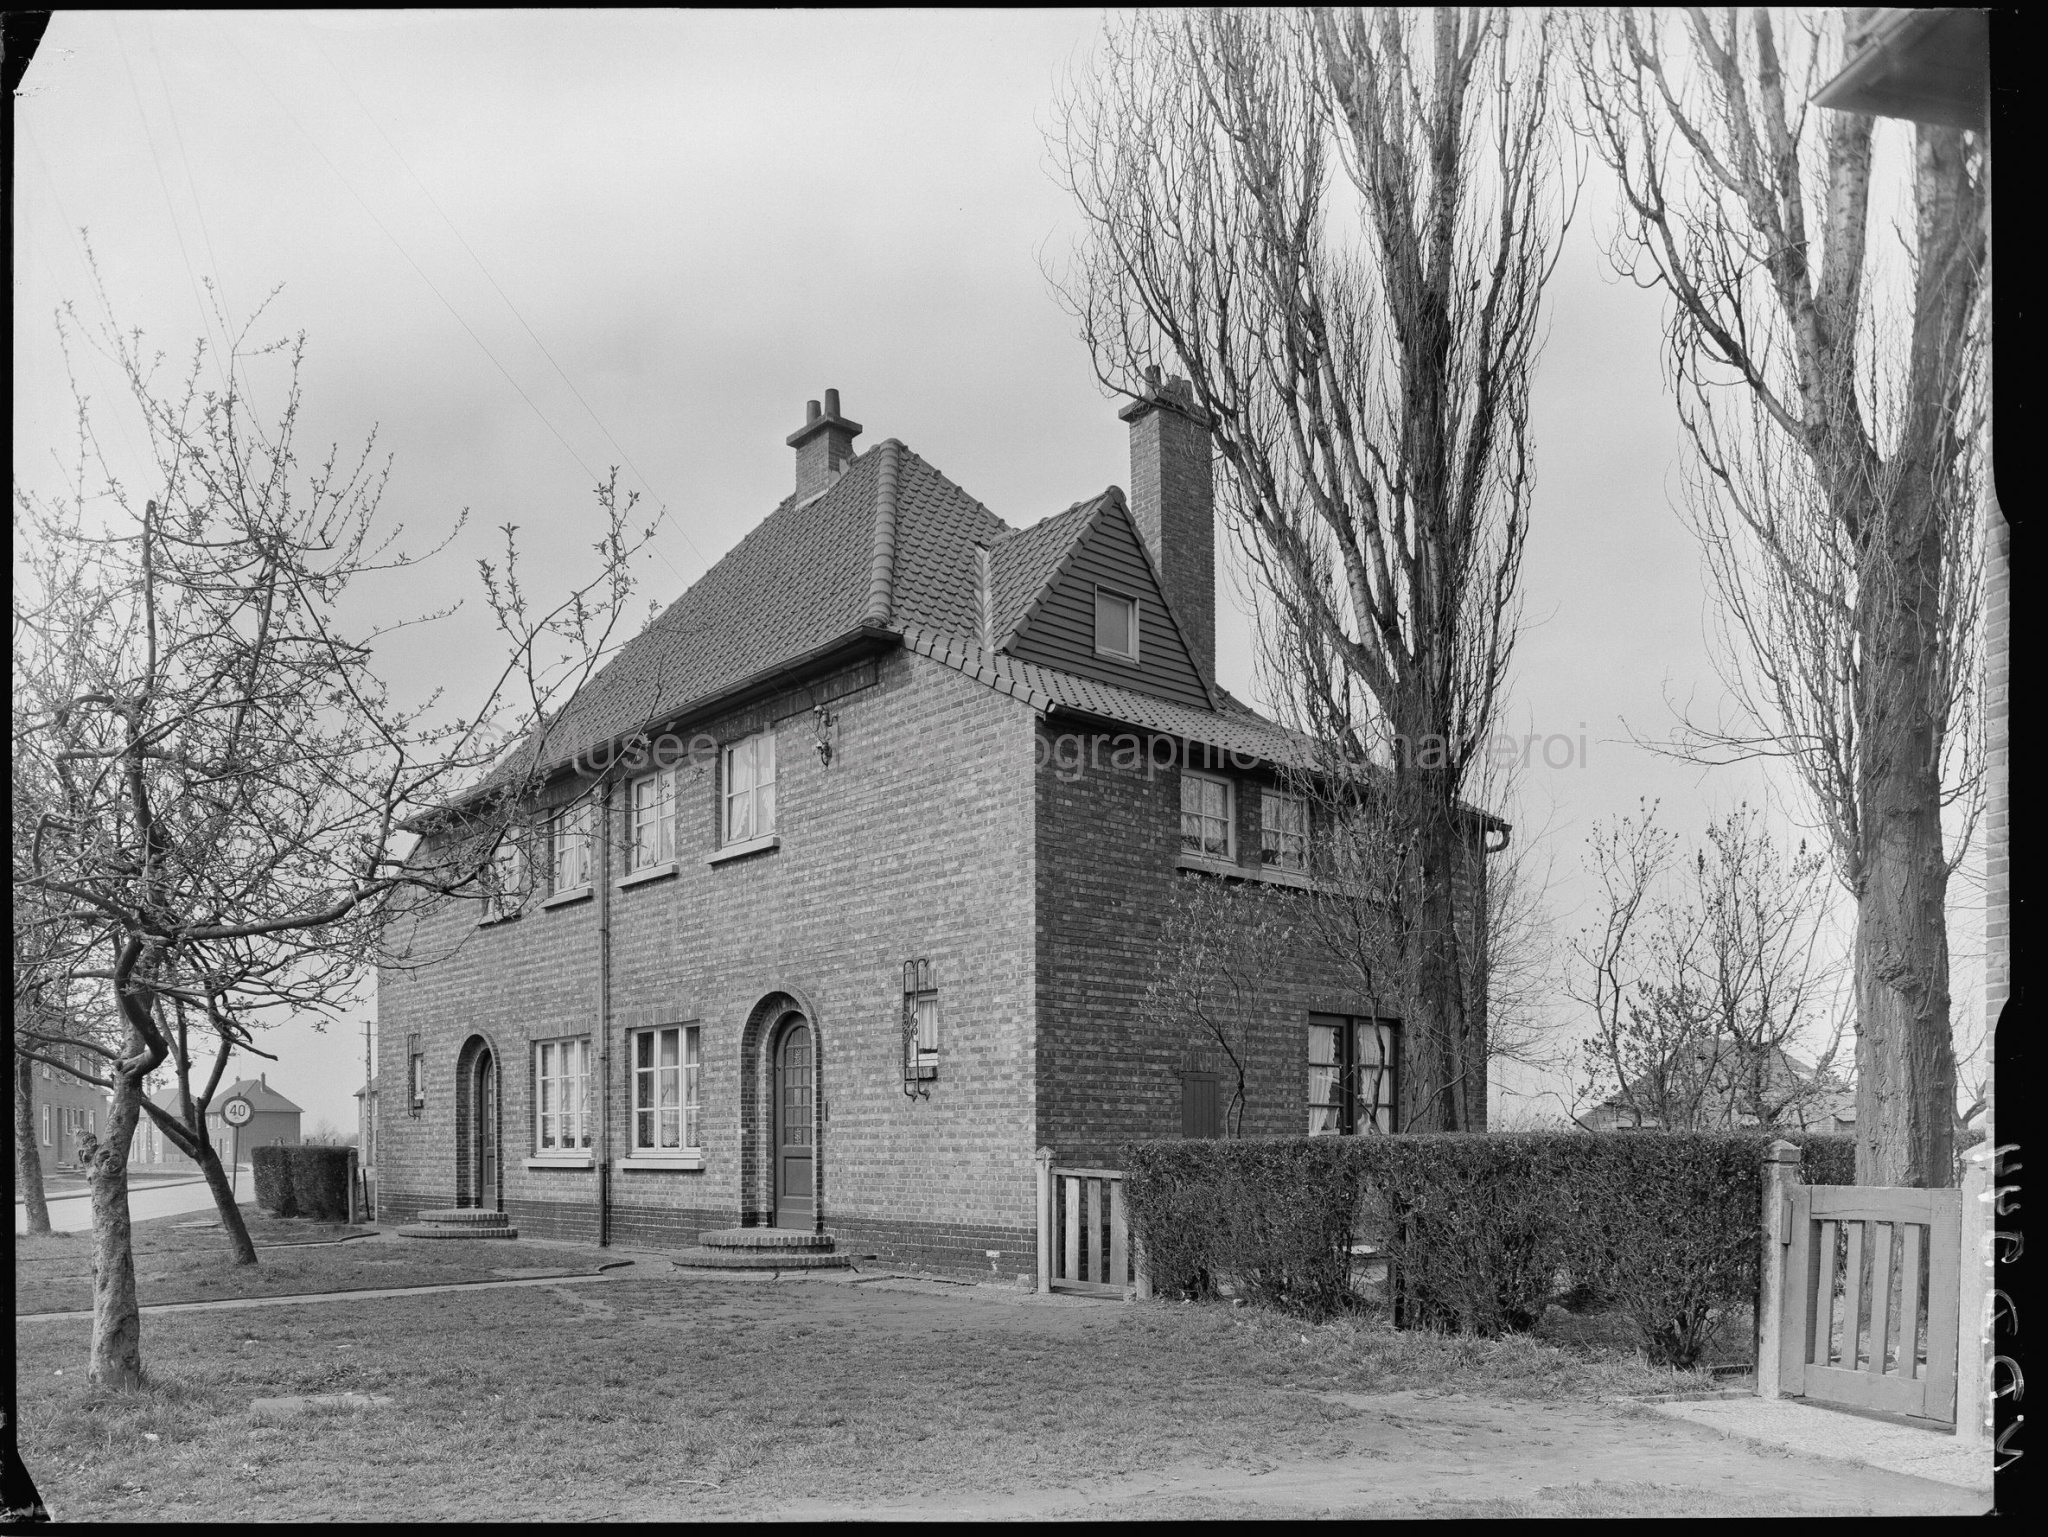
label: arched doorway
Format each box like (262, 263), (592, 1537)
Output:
(475, 1049), (499, 1210)
(771, 1014), (813, 1230)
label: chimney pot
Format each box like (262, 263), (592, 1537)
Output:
(787, 390), (864, 499)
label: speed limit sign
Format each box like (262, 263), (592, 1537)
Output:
(221, 1096), (254, 1127)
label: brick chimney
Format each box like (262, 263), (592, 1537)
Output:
(786, 388), (863, 500)
(1118, 371), (1215, 681)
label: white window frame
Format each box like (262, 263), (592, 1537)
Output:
(628, 769), (678, 871)
(550, 801), (593, 894)
(482, 832), (528, 921)
(1094, 585), (1140, 662)
(1181, 770), (1234, 861)
(533, 1037), (593, 1155)
(722, 731), (777, 846)
(626, 1024), (701, 1165)
(41, 1103), (51, 1145)
(1260, 789), (1309, 873)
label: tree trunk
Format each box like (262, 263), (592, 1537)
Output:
(84, 1070), (146, 1389)
(1852, 476), (1956, 1187)
(193, 1129), (259, 1265)
(14, 1052), (52, 1236)
(1407, 797), (1472, 1132)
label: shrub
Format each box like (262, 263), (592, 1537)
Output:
(251, 1145), (355, 1222)
(1118, 1130), (1854, 1366)
(252, 1145), (295, 1218)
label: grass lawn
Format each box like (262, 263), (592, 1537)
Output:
(14, 1208), (578, 1317)
(21, 1265), (1946, 1522)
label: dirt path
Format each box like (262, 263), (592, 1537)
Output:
(763, 1389), (1988, 1519)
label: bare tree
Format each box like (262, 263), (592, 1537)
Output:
(1570, 801), (1848, 1133)
(12, 269), (651, 1387)
(1052, 7), (1570, 1130)
(1141, 876), (1300, 1137)
(1573, 11), (1985, 1185)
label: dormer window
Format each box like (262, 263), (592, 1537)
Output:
(1094, 586), (1139, 662)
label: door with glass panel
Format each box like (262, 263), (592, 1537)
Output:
(773, 1017), (815, 1230)
(477, 1051), (499, 1209)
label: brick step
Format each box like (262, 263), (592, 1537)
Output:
(670, 1247), (851, 1272)
(415, 1209), (511, 1227)
(698, 1228), (837, 1252)
(397, 1223), (520, 1240)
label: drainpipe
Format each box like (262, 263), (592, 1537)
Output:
(595, 777), (614, 1247)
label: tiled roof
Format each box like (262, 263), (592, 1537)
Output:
(987, 494), (1104, 647)
(894, 623), (1315, 767)
(485, 439), (1012, 786)
(151, 1077), (303, 1115)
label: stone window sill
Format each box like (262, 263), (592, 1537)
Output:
(707, 834), (781, 867)
(619, 1153), (705, 1172)
(523, 1154), (595, 1170)
(1175, 852), (1313, 891)
(540, 885), (593, 910)
(618, 861), (679, 890)
(475, 909), (523, 929)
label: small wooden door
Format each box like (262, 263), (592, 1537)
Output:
(773, 1020), (814, 1230)
(478, 1052), (499, 1210)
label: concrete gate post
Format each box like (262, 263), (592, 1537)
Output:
(1756, 1139), (1802, 1401)
(1953, 1122), (1996, 1447)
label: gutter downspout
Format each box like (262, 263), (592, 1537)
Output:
(595, 777), (614, 1247)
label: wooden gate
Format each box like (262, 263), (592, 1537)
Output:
(1778, 1181), (1961, 1420)
(1034, 1151), (1151, 1299)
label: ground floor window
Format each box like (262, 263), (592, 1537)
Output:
(631, 1025), (701, 1153)
(1308, 1014), (1397, 1135)
(41, 1103), (51, 1145)
(535, 1037), (593, 1152)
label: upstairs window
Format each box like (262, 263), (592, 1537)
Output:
(631, 1024), (701, 1153)
(482, 833), (528, 921)
(629, 769), (678, 870)
(1094, 586), (1139, 662)
(723, 731), (777, 844)
(535, 1037), (593, 1153)
(1261, 790), (1308, 872)
(550, 801), (593, 892)
(1308, 1015), (1398, 1135)
(1181, 771), (1234, 860)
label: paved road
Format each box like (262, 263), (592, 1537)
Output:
(15, 1167), (251, 1235)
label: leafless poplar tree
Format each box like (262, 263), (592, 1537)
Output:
(1569, 801), (1848, 1133)
(1053, 7), (1569, 1130)
(12, 269), (651, 1387)
(1573, 10), (1986, 1185)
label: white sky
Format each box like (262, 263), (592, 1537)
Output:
(13, 10), (1982, 1136)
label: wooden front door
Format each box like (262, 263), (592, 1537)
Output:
(477, 1052), (499, 1210)
(773, 1020), (814, 1230)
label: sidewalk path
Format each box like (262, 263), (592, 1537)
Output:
(16, 1268), (623, 1324)
(1653, 1397), (1991, 1492)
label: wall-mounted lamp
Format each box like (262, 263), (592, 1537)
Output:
(813, 705), (836, 767)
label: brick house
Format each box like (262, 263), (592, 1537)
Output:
(140, 1074), (302, 1170)
(376, 383), (1496, 1277)
(21, 1041), (112, 1173)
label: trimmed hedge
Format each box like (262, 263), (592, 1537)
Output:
(1118, 1131), (1854, 1367)
(252, 1145), (355, 1222)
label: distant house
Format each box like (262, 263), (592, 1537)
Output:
(142, 1074), (303, 1169)
(23, 1040), (112, 1172)
(1581, 1040), (1851, 1134)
